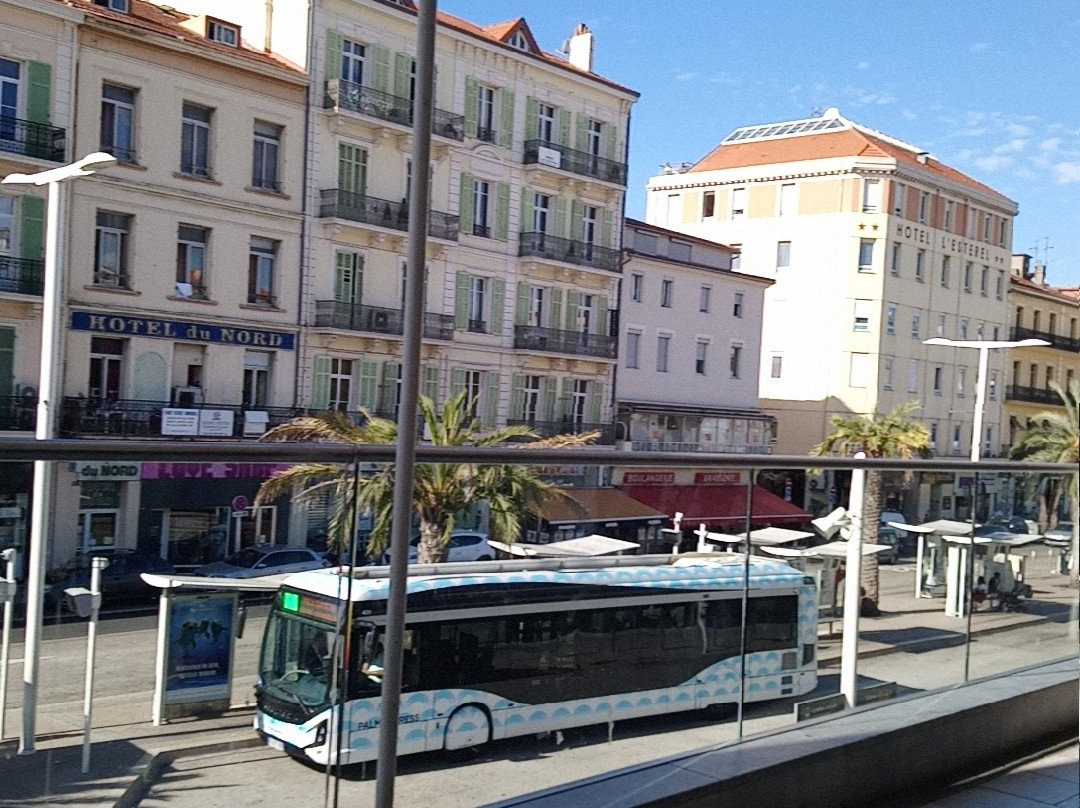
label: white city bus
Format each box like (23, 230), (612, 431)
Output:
(254, 553), (818, 766)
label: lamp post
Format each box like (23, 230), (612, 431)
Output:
(2, 151), (116, 754)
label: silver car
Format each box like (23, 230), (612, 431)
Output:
(1043, 522), (1074, 548)
(194, 546), (330, 578)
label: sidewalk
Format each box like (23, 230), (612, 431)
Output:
(0, 562), (1075, 808)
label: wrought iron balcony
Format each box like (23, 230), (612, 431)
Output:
(323, 79), (465, 141)
(513, 325), (617, 359)
(59, 397), (319, 438)
(523, 139), (627, 185)
(0, 257), (43, 296)
(1010, 326), (1080, 354)
(0, 116), (65, 162)
(0, 395), (36, 431)
(507, 418), (616, 445)
(1006, 385), (1064, 406)
(519, 231), (620, 272)
(319, 189), (459, 240)
(313, 301), (454, 341)
(476, 125), (497, 144)
(630, 440), (772, 455)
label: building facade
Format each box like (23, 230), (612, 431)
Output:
(645, 108), (1017, 519)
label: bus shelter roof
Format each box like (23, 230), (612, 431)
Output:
(489, 535), (640, 557)
(141, 572), (291, 591)
(710, 527), (815, 546)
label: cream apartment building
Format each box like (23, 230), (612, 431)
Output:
(646, 108), (1016, 518)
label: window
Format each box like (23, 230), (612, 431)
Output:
(891, 182), (905, 216)
(778, 183), (796, 216)
(625, 331), (640, 369)
(699, 285), (712, 313)
(853, 299), (872, 332)
(243, 350), (271, 407)
(660, 279), (673, 308)
(525, 286), (544, 327)
(656, 335), (670, 372)
(918, 191), (929, 224)
(849, 353), (869, 388)
(175, 225), (207, 298)
(462, 369), (483, 420)
(988, 371), (998, 401)
(907, 359), (918, 393)
(940, 256), (950, 287)
(733, 292), (743, 317)
(248, 237), (277, 306)
(472, 180), (490, 237)
(93, 0), (128, 10)
(944, 200), (955, 231)
(180, 102), (212, 178)
(668, 240), (691, 262)
(467, 276), (486, 332)
(776, 241), (791, 268)
(998, 218), (1008, 247)
(953, 423), (963, 452)
(993, 326), (1000, 340)
(858, 239), (875, 271)
(729, 344), (742, 378)
(770, 354), (782, 379)
(94, 211), (131, 288)
(89, 336), (124, 399)
(957, 367), (966, 396)
(976, 322), (984, 340)
(586, 119), (602, 157)
(730, 187), (746, 218)
(982, 213), (991, 242)
(963, 262), (972, 292)
(861, 178), (880, 212)
(960, 319), (969, 340)
(695, 340), (708, 375)
(885, 305), (896, 335)
(581, 205), (598, 246)
(1045, 365), (1054, 388)
(911, 313), (920, 339)
(936, 313), (946, 337)
(890, 242), (901, 276)
(629, 273), (643, 302)
(933, 366), (943, 394)
(702, 191), (715, 219)
(883, 357), (894, 390)
(536, 103), (555, 142)
(207, 20), (238, 46)
(633, 231), (657, 253)
(252, 121), (281, 191)
(929, 422), (938, 449)
(980, 266), (989, 296)
(532, 193), (550, 234)
(0, 194), (12, 254)
(341, 38), (365, 85)
(507, 30), (529, 51)
(476, 84), (496, 142)
(78, 481), (121, 551)
(520, 375), (541, 422)
(101, 83), (135, 162)
(995, 270), (1004, 299)
(915, 249), (925, 281)
(328, 357), (352, 411)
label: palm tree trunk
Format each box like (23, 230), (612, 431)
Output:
(860, 470), (882, 608)
(417, 519), (449, 564)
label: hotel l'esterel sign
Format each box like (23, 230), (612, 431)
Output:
(70, 311), (295, 350)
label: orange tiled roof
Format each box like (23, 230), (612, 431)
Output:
(690, 126), (1012, 205)
(1010, 274), (1080, 306)
(58, 0), (304, 74)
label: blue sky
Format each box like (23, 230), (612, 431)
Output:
(440, 0), (1080, 287)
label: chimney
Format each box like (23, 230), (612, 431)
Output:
(1032, 263), (1046, 286)
(916, 152), (930, 164)
(568, 23), (593, 73)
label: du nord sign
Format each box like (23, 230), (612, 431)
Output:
(70, 311), (295, 350)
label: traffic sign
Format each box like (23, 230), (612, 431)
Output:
(231, 495), (248, 512)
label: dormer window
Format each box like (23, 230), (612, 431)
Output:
(94, 0), (128, 11)
(207, 20), (239, 47)
(507, 30), (529, 51)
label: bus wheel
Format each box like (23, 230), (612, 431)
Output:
(444, 705), (491, 750)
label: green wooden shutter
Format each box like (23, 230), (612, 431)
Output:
(421, 365), (440, 403)
(500, 88), (515, 149)
(19, 196), (44, 261)
(510, 374), (525, 421)
(588, 381), (604, 424)
(0, 328), (13, 401)
(26, 61), (51, 125)
(458, 172), (474, 234)
(558, 377), (573, 421)
(311, 355), (331, 409)
(606, 120), (617, 160)
(570, 200), (583, 242)
(542, 377), (557, 421)
(450, 368), (466, 398)
(325, 30), (343, 83)
(357, 360), (379, 410)
(371, 45), (390, 93)
(334, 252), (362, 303)
(601, 207), (614, 248)
(338, 143), (367, 194)
(379, 361), (400, 414)
(553, 196), (567, 239)
(549, 288), (563, 330)
(494, 182), (510, 240)
(464, 76), (478, 137)
(558, 107), (571, 146)
(454, 272), (469, 329)
(515, 282), (530, 326)
(525, 97), (538, 141)
(575, 112), (588, 152)
(520, 189), (532, 235)
(489, 277), (506, 336)
(565, 290), (581, 331)
(595, 295), (609, 336)
(394, 52), (412, 100)
(483, 371), (500, 429)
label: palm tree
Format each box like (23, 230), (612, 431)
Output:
(811, 401), (931, 611)
(255, 391), (596, 563)
(1010, 378), (1079, 581)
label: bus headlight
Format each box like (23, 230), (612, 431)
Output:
(314, 721), (327, 746)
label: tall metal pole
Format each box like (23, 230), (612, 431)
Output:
(374, 2), (435, 805)
(970, 346), (989, 465)
(735, 468), (755, 740)
(840, 452), (866, 708)
(21, 179), (67, 754)
(0, 549), (15, 740)
(81, 555), (106, 773)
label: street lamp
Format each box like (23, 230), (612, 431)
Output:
(2, 151), (116, 754)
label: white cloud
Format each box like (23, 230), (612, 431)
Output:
(843, 86), (896, 106)
(901, 109), (918, 120)
(1005, 123), (1031, 137)
(858, 61), (870, 70)
(992, 139), (1027, 154)
(674, 71), (697, 82)
(1053, 162), (1080, 184)
(1039, 137), (1062, 152)
(975, 155), (1015, 172)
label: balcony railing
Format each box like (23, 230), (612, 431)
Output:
(323, 79), (465, 141)
(519, 231), (620, 272)
(319, 189), (459, 241)
(514, 325), (617, 359)
(0, 396), (36, 431)
(1010, 326), (1080, 354)
(523, 139), (627, 185)
(630, 440), (772, 455)
(507, 418), (616, 445)
(476, 125), (497, 144)
(0, 257), (43, 296)
(314, 301), (454, 341)
(0, 116), (65, 162)
(1006, 385), (1064, 406)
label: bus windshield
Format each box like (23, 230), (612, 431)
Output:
(259, 611), (337, 714)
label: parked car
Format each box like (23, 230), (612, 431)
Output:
(879, 511), (908, 539)
(974, 523), (1016, 539)
(383, 531), (494, 564)
(1043, 522), (1075, 548)
(876, 528), (901, 564)
(996, 515), (1031, 534)
(193, 546), (330, 579)
(45, 549), (174, 610)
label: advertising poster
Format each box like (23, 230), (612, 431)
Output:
(163, 593), (236, 707)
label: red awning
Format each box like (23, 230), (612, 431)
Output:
(618, 485), (809, 527)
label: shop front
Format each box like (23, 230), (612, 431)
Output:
(524, 487), (668, 551)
